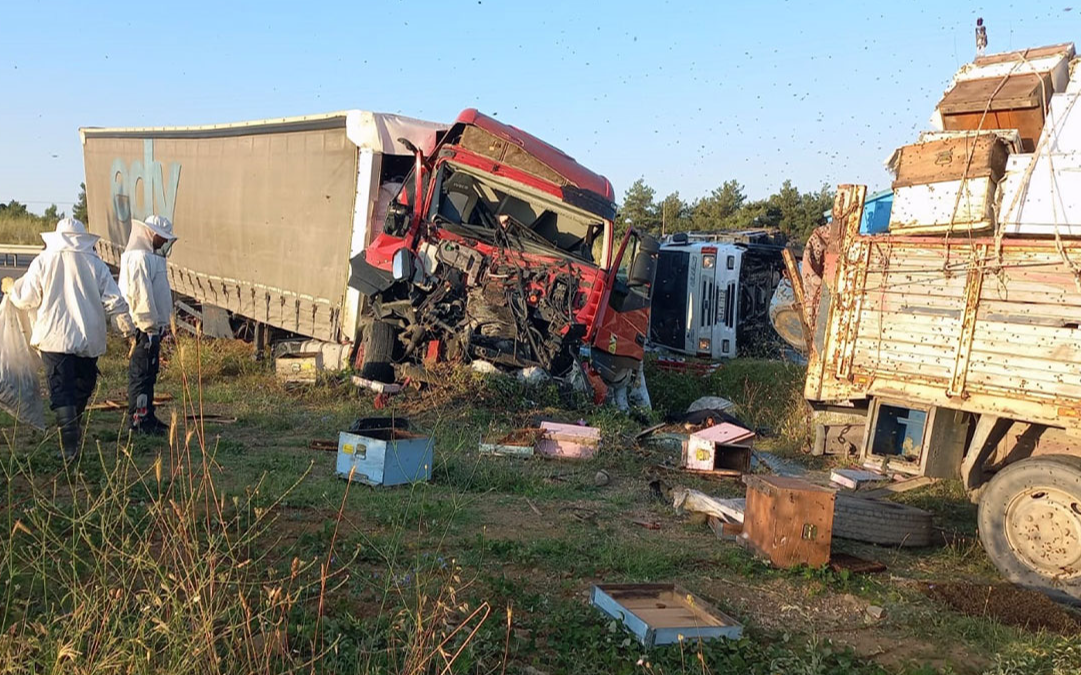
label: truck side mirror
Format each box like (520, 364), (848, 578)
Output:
(628, 234), (659, 289)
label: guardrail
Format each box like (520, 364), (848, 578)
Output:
(0, 245), (43, 268)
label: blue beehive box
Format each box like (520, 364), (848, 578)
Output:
(336, 428), (433, 486)
(860, 190), (894, 234)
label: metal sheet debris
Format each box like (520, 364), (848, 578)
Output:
(535, 421), (600, 459)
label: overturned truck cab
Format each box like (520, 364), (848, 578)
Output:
(350, 110), (658, 404)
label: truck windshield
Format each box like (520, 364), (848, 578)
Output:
(428, 163), (604, 263)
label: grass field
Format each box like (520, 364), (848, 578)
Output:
(0, 213), (51, 245)
(1, 335), (1079, 674)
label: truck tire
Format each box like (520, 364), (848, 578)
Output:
(833, 495), (934, 547)
(359, 320), (398, 384)
(977, 455), (1081, 605)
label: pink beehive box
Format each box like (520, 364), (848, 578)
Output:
(683, 423), (755, 474)
(535, 421), (601, 459)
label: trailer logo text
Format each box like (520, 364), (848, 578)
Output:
(110, 139), (181, 224)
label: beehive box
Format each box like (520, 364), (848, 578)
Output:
(889, 135), (1009, 234)
(336, 427), (433, 486)
(683, 423), (755, 474)
(741, 475), (835, 568)
(479, 429), (541, 458)
(938, 72), (1053, 152)
(275, 351), (323, 384)
(535, 421), (600, 459)
(590, 584), (743, 647)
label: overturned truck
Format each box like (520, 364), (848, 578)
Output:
(796, 43), (1081, 602)
(81, 109), (657, 402)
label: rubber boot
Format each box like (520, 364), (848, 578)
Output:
(56, 405), (81, 462)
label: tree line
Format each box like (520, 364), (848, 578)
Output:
(614, 178), (834, 244)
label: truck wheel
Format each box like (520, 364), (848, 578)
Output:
(977, 455), (1081, 605)
(359, 320), (398, 384)
(833, 495), (934, 547)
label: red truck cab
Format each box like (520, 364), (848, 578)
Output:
(350, 109), (657, 400)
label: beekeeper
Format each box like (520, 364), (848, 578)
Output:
(6, 217), (136, 460)
(119, 215), (177, 435)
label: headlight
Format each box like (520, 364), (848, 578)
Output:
(392, 248), (415, 281)
(698, 338), (711, 352)
(702, 255), (715, 269)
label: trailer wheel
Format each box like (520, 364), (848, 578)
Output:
(833, 495), (935, 547)
(359, 320), (399, 384)
(978, 455), (1081, 605)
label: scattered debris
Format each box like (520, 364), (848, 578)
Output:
(631, 518), (662, 530)
(750, 451), (808, 478)
(707, 515), (744, 541)
(923, 583), (1081, 634)
(741, 475), (835, 568)
(274, 351), (322, 384)
(647, 477), (670, 503)
(591, 584), (743, 647)
(830, 468), (889, 490)
(525, 498), (542, 516)
(860, 476), (938, 499)
(560, 506), (598, 524)
(672, 488), (745, 524)
(865, 605), (886, 621)
(684, 423), (755, 475)
(593, 469), (611, 487)
(185, 414), (238, 424)
(479, 429), (541, 458)
(682, 397), (743, 431)
(308, 439), (338, 452)
(88, 393), (173, 412)
(634, 422), (666, 441)
(351, 375), (403, 394)
(336, 424), (433, 487)
(829, 552), (887, 575)
(535, 421), (600, 460)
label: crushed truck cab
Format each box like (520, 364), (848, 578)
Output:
(351, 109), (658, 399)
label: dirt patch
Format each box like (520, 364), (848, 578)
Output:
(923, 582), (1081, 634)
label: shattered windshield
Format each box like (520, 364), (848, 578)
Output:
(428, 162), (605, 263)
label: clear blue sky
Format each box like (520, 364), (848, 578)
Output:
(0, 0), (1074, 214)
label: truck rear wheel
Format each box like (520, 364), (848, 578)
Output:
(977, 455), (1081, 605)
(359, 320), (399, 384)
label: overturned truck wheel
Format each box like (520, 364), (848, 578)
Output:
(359, 320), (399, 384)
(833, 495), (934, 547)
(978, 455), (1081, 605)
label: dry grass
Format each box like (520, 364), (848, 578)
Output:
(0, 214), (50, 246)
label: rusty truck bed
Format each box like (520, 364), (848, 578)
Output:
(807, 186), (1081, 433)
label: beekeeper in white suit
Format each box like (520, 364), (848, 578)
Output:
(7, 217), (136, 460)
(120, 215), (177, 435)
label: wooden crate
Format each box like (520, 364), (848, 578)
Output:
(741, 475), (835, 568)
(939, 73), (1052, 152)
(590, 584), (743, 647)
(275, 351), (323, 384)
(891, 135), (1009, 189)
(535, 421), (600, 459)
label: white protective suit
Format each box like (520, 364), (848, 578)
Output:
(7, 218), (135, 357)
(119, 217), (175, 334)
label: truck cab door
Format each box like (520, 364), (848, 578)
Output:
(590, 229), (658, 378)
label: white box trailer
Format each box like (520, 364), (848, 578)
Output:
(80, 111), (446, 346)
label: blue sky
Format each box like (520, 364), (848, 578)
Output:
(0, 0), (1074, 214)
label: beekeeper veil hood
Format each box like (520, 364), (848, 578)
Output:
(126, 215), (177, 256)
(40, 217), (100, 253)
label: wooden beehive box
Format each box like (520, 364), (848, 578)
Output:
(939, 72), (1053, 153)
(889, 134), (1010, 234)
(683, 423), (755, 475)
(275, 351), (323, 384)
(590, 584), (743, 647)
(741, 475), (835, 568)
(336, 427), (433, 486)
(479, 428), (542, 458)
(535, 421), (600, 459)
